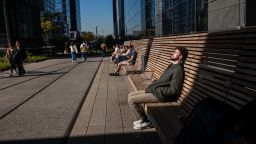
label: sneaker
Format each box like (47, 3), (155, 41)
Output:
(109, 72), (119, 76)
(133, 119), (143, 125)
(133, 121), (153, 130)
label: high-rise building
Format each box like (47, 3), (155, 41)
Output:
(113, 0), (118, 38)
(165, 0), (208, 35)
(208, 0), (256, 32)
(70, 0), (81, 32)
(41, 0), (55, 15)
(113, 0), (125, 39)
(0, 0), (41, 47)
(122, 0), (256, 39)
(54, 0), (71, 37)
(124, 0), (142, 39)
(123, 0), (208, 38)
(40, 0), (81, 39)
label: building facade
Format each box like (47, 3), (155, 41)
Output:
(112, 0), (118, 38)
(41, 0), (55, 14)
(54, 0), (71, 37)
(70, 0), (81, 32)
(113, 0), (125, 39)
(208, 0), (256, 32)
(123, 0), (208, 39)
(122, 0), (256, 39)
(123, 0), (142, 39)
(0, 0), (41, 47)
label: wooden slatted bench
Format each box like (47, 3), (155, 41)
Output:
(127, 27), (256, 144)
(123, 39), (151, 74)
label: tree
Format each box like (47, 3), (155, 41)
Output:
(105, 35), (114, 48)
(82, 31), (95, 42)
(41, 17), (53, 45)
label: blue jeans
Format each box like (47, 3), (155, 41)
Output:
(71, 52), (77, 61)
(81, 52), (87, 61)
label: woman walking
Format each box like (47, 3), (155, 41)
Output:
(5, 43), (17, 76)
(69, 41), (78, 63)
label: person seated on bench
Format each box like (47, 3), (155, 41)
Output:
(111, 44), (120, 62)
(110, 45), (137, 76)
(128, 46), (188, 130)
(114, 45), (131, 64)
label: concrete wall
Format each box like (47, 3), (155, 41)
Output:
(208, 0), (245, 32)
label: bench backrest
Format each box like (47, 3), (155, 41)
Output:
(226, 27), (256, 110)
(144, 27), (256, 113)
(130, 39), (151, 68)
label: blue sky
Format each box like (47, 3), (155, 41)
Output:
(80, 0), (113, 36)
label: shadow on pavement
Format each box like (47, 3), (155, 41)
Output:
(0, 131), (162, 144)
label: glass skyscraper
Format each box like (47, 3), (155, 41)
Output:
(0, 0), (41, 47)
(54, 0), (71, 37)
(122, 0), (208, 39)
(70, 0), (81, 32)
(41, 0), (55, 14)
(53, 0), (81, 39)
(124, 0), (142, 39)
(113, 0), (125, 39)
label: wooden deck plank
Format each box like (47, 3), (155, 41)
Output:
(85, 61), (109, 144)
(69, 59), (161, 144)
(116, 74), (146, 144)
(105, 61), (125, 144)
(116, 68), (161, 144)
(67, 60), (104, 144)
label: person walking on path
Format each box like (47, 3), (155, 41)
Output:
(128, 46), (188, 130)
(80, 42), (89, 61)
(5, 43), (17, 76)
(13, 41), (27, 76)
(100, 43), (107, 57)
(70, 41), (78, 63)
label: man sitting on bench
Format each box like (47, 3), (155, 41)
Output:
(128, 46), (187, 130)
(109, 45), (137, 76)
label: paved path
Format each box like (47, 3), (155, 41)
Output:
(0, 57), (102, 144)
(67, 59), (161, 144)
(0, 57), (161, 144)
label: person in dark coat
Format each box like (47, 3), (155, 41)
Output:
(14, 41), (27, 76)
(128, 46), (188, 130)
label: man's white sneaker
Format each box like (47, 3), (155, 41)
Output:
(133, 122), (152, 130)
(133, 119), (143, 125)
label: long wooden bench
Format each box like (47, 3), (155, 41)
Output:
(123, 39), (151, 74)
(127, 27), (256, 144)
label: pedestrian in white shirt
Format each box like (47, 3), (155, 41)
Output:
(70, 41), (78, 63)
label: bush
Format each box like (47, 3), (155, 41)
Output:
(0, 57), (11, 71)
(0, 52), (48, 71)
(26, 53), (48, 63)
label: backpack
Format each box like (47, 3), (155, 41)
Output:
(176, 97), (236, 144)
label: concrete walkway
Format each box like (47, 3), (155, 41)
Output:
(67, 58), (161, 144)
(0, 57), (161, 144)
(0, 57), (101, 144)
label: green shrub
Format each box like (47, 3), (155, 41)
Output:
(0, 52), (48, 71)
(0, 57), (11, 71)
(26, 54), (48, 63)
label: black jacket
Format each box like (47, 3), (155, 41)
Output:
(145, 63), (184, 101)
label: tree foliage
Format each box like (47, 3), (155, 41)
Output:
(40, 12), (64, 45)
(41, 17), (53, 44)
(105, 35), (114, 47)
(82, 31), (95, 42)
